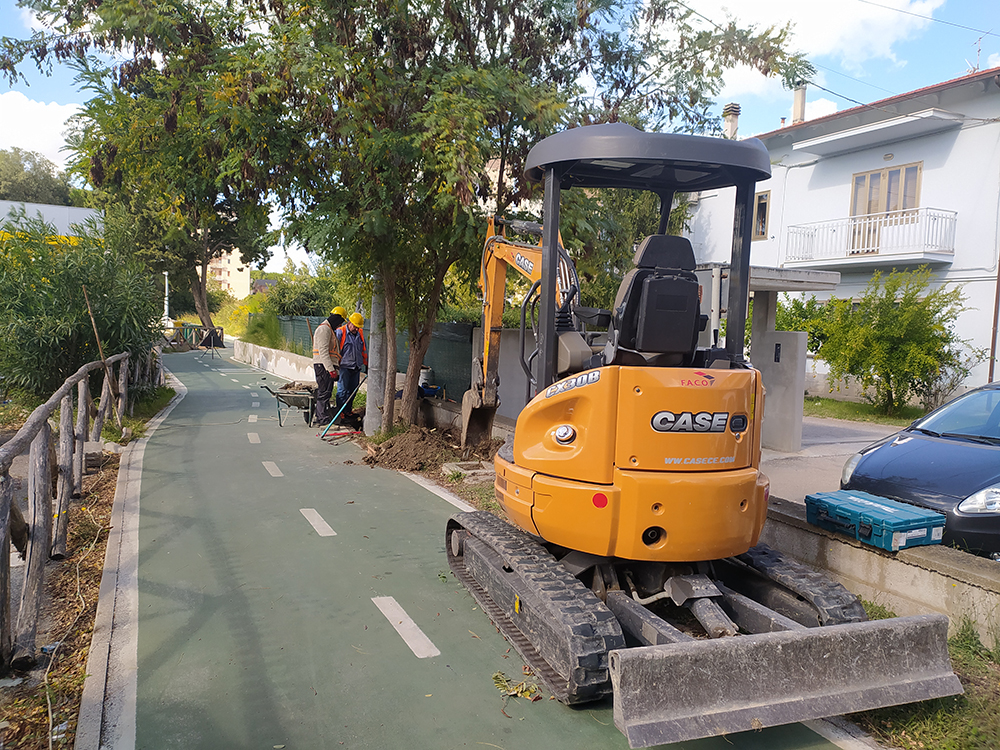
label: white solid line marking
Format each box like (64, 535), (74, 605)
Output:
(251, 401), (260, 407)
(402, 472), (475, 512)
(372, 597), (440, 659)
(248, 415), (258, 423)
(803, 719), (885, 750)
(248, 433), (260, 444)
(262, 461), (283, 477)
(300, 508), (337, 536)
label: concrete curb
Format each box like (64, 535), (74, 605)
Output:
(74, 371), (188, 750)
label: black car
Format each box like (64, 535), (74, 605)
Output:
(841, 383), (1000, 559)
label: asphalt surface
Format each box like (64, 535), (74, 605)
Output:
(76, 349), (876, 750)
(761, 418), (899, 505)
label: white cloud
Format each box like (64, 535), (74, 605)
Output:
(805, 97), (839, 121)
(989, 53), (1000, 69)
(704, 0), (944, 97)
(0, 92), (81, 169)
(19, 8), (45, 32)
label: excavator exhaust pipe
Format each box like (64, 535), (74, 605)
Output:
(610, 613), (961, 748)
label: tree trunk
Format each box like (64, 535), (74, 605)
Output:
(399, 264), (449, 424)
(400, 328), (433, 424)
(381, 267), (398, 431)
(363, 274), (386, 436)
(191, 265), (214, 329)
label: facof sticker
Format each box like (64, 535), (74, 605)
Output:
(545, 370), (601, 398)
(651, 411), (729, 433)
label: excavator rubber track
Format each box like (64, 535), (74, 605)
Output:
(727, 543), (868, 625)
(446, 511), (625, 703)
(448, 511), (962, 748)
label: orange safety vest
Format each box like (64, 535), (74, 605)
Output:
(336, 325), (368, 367)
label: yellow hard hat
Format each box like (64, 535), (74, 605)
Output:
(349, 312), (364, 328)
(331, 306), (347, 317)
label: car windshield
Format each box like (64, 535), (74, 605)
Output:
(915, 388), (1000, 441)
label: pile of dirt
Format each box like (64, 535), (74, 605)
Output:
(362, 425), (461, 472)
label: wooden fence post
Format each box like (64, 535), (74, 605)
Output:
(90, 375), (111, 442)
(53, 395), (74, 560)
(117, 357), (128, 422)
(74, 377), (88, 496)
(0, 473), (13, 668)
(12, 423), (52, 670)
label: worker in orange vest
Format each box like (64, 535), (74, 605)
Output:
(335, 312), (368, 420)
(311, 306), (346, 425)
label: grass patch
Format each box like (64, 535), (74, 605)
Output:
(0, 391), (39, 428)
(852, 617), (1000, 750)
(366, 422), (410, 445)
(99, 386), (176, 444)
(803, 395), (926, 426)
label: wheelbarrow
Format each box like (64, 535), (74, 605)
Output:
(261, 383), (317, 427)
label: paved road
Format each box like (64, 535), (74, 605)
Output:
(82, 350), (860, 750)
(761, 418), (899, 505)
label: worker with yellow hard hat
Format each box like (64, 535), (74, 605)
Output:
(334, 311), (368, 422)
(311, 306), (348, 425)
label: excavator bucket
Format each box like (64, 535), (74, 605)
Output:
(609, 613), (961, 748)
(460, 388), (497, 449)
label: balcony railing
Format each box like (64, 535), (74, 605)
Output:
(785, 207), (957, 267)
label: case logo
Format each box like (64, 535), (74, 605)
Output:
(651, 411), (729, 433)
(515, 253), (535, 274)
(545, 370), (600, 398)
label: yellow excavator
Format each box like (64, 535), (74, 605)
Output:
(448, 123), (961, 748)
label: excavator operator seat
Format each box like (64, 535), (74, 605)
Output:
(610, 234), (701, 366)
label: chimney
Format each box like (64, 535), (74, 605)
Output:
(780, 117), (786, 127)
(722, 102), (741, 139)
(792, 82), (807, 124)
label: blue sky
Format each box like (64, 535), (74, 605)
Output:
(2, 0), (998, 268)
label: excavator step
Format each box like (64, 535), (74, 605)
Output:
(610, 613), (962, 748)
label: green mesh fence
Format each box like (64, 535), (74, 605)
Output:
(249, 315), (474, 401)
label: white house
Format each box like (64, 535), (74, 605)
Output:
(690, 66), (1000, 391)
(0, 199), (101, 237)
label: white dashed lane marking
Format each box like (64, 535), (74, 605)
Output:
(300, 508), (337, 537)
(251, 392), (259, 397)
(248, 433), (260, 444)
(262, 461), (283, 477)
(371, 597), (441, 659)
(251, 402), (260, 407)
(242, 385), (251, 389)
(248, 415), (258, 423)
(231, 378), (240, 382)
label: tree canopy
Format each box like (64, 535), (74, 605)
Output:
(3, 0), (814, 424)
(0, 147), (83, 206)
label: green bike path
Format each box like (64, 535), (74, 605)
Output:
(94, 349), (854, 750)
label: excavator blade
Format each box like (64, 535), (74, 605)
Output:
(460, 388), (497, 449)
(610, 613), (961, 748)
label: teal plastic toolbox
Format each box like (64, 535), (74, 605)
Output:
(805, 489), (945, 552)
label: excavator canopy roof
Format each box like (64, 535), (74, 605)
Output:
(524, 123), (771, 192)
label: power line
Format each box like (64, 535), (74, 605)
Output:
(855, 0), (999, 38)
(813, 63), (899, 96)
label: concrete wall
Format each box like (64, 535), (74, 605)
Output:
(232, 340), (316, 383)
(764, 497), (1000, 644)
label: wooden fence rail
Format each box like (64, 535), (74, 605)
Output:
(0, 352), (130, 670)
